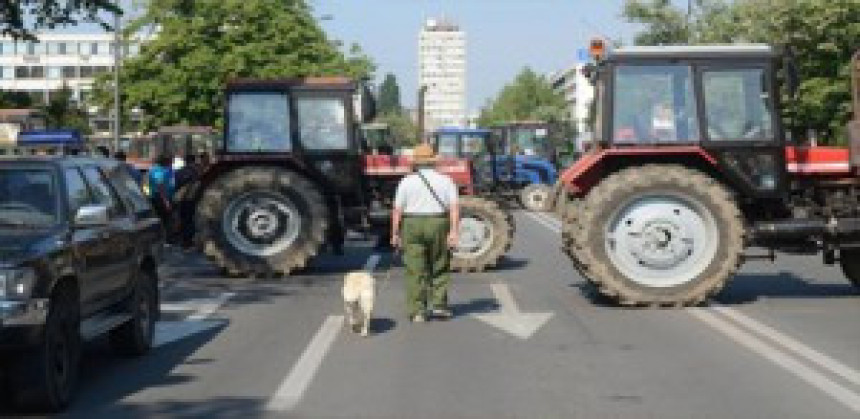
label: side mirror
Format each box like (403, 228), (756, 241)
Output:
(74, 204), (110, 227)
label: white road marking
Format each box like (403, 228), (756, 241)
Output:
(473, 283), (554, 340)
(267, 315), (344, 412)
(712, 305), (860, 387)
(155, 291), (235, 347)
(526, 211), (562, 233)
(160, 292), (236, 321)
(689, 308), (860, 413)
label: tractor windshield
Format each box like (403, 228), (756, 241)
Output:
(227, 92), (292, 152)
(461, 134), (487, 156)
(436, 133), (459, 157)
(702, 68), (774, 141)
(508, 127), (548, 156)
(612, 65), (699, 144)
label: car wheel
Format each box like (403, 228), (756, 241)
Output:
(10, 283), (81, 412)
(110, 269), (158, 356)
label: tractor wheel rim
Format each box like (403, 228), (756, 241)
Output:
(453, 214), (494, 260)
(527, 187), (548, 209)
(605, 194), (718, 287)
(223, 191), (301, 257)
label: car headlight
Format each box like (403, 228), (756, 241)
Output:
(0, 268), (37, 299)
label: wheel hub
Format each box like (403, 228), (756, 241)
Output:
(223, 192), (302, 257)
(627, 219), (693, 269)
(454, 215), (493, 259)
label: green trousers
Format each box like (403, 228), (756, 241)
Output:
(402, 216), (451, 316)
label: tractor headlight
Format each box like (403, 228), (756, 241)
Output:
(0, 268), (37, 299)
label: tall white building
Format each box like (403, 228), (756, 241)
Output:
(418, 18), (466, 133)
(0, 33), (147, 136)
(550, 63), (595, 148)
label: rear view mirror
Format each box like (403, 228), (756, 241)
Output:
(74, 204), (109, 227)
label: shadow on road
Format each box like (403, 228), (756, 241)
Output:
(451, 298), (500, 317)
(715, 271), (858, 305)
(70, 396), (266, 419)
(567, 271), (858, 308)
(54, 322), (228, 419)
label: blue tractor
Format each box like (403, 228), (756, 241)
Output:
(431, 125), (558, 211)
(492, 122), (559, 211)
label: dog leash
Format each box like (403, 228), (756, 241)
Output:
(380, 249), (400, 289)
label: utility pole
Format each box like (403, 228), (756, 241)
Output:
(417, 85), (428, 143)
(113, 11), (121, 152)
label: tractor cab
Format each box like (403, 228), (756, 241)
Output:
(558, 42), (860, 306)
(563, 43), (789, 200)
(127, 125), (217, 171)
(360, 122), (395, 155)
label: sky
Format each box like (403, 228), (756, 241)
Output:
(313, 0), (641, 112)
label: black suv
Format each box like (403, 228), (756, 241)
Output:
(0, 156), (164, 411)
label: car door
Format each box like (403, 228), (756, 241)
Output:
(64, 167), (112, 315)
(81, 165), (136, 306)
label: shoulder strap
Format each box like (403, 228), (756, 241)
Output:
(416, 170), (447, 212)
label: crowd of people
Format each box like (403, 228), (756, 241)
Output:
(110, 149), (208, 250)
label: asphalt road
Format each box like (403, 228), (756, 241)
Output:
(5, 211), (859, 418)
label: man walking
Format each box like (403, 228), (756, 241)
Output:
(391, 144), (459, 322)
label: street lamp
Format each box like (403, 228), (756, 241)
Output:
(113, 11), (122, 151)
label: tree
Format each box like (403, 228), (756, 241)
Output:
(91, 0), (375, 130)
(378, 73), (402, 115)
(0, 1), (120, 40)
(623, 0), (860, 144)
(478, 68), (570, 128)
(41, 84), (91, 133)
(375, 111), (418, 147)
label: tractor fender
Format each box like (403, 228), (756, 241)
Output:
(558, 146), (719, 197)
(519, 158), (558, 184)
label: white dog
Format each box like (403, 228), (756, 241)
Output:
(342, 271), (375, 337)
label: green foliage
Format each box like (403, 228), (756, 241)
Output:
(375, 111), (418, 147)
(623, 0), (860, 144)
(622, 0), (691, 45)
(0, 1), (120, 40)
(378, 73), (402, 115)
(0, 91), (34, 108)
(41, 84), (91, 134)
(478, 68), (570, 128)
(92, 0), (375, 130)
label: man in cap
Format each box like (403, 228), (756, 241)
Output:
(391, 143), (460, 322)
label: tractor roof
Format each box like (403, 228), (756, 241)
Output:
(226, 77), (356, 91)
(609, 44), (778, 60)
(435, 127), (492, 135)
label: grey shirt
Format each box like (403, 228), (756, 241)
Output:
(394, 168), (458, 215)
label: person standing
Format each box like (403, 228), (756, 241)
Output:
(175, 154), (201, 250)
(391, 144), (459, 322)
(148, 154), (177, 242)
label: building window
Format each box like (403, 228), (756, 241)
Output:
(88, 42), (98, 55)
(15, 66), (28, 78)
(30, 66), (44, 78)
(80, 66), (93, 78)
(58, 42), (68, 55)
(1, 66), (13, 79)
(97, 42), (110, 55)
(47, 66), (61, 79)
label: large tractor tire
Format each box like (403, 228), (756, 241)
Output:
(560, 196), (592, 280)
(838, 248), (860, 289)
(519, 184), (553, 212)
(196, 167), (329, 276)
(451, 196), (514, 272)
(566, 165), (744, 306)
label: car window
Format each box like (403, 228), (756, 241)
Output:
(0, 168), (60, 226)
(297, 97), (349, 150)
(64, 168), (93, 216)
(106, 164), (152, 215)
(82, 166), (126, 218)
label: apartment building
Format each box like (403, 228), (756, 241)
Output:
(418, 18), (466, 133)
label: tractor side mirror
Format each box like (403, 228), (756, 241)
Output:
(581, 64), (598, 86)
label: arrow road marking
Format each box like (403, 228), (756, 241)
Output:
(473, 283), (554, 340)
(155, 291), (235, 348)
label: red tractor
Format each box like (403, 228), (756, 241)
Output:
(558, 44), (860, 306)
(185, 77), (512, 276)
